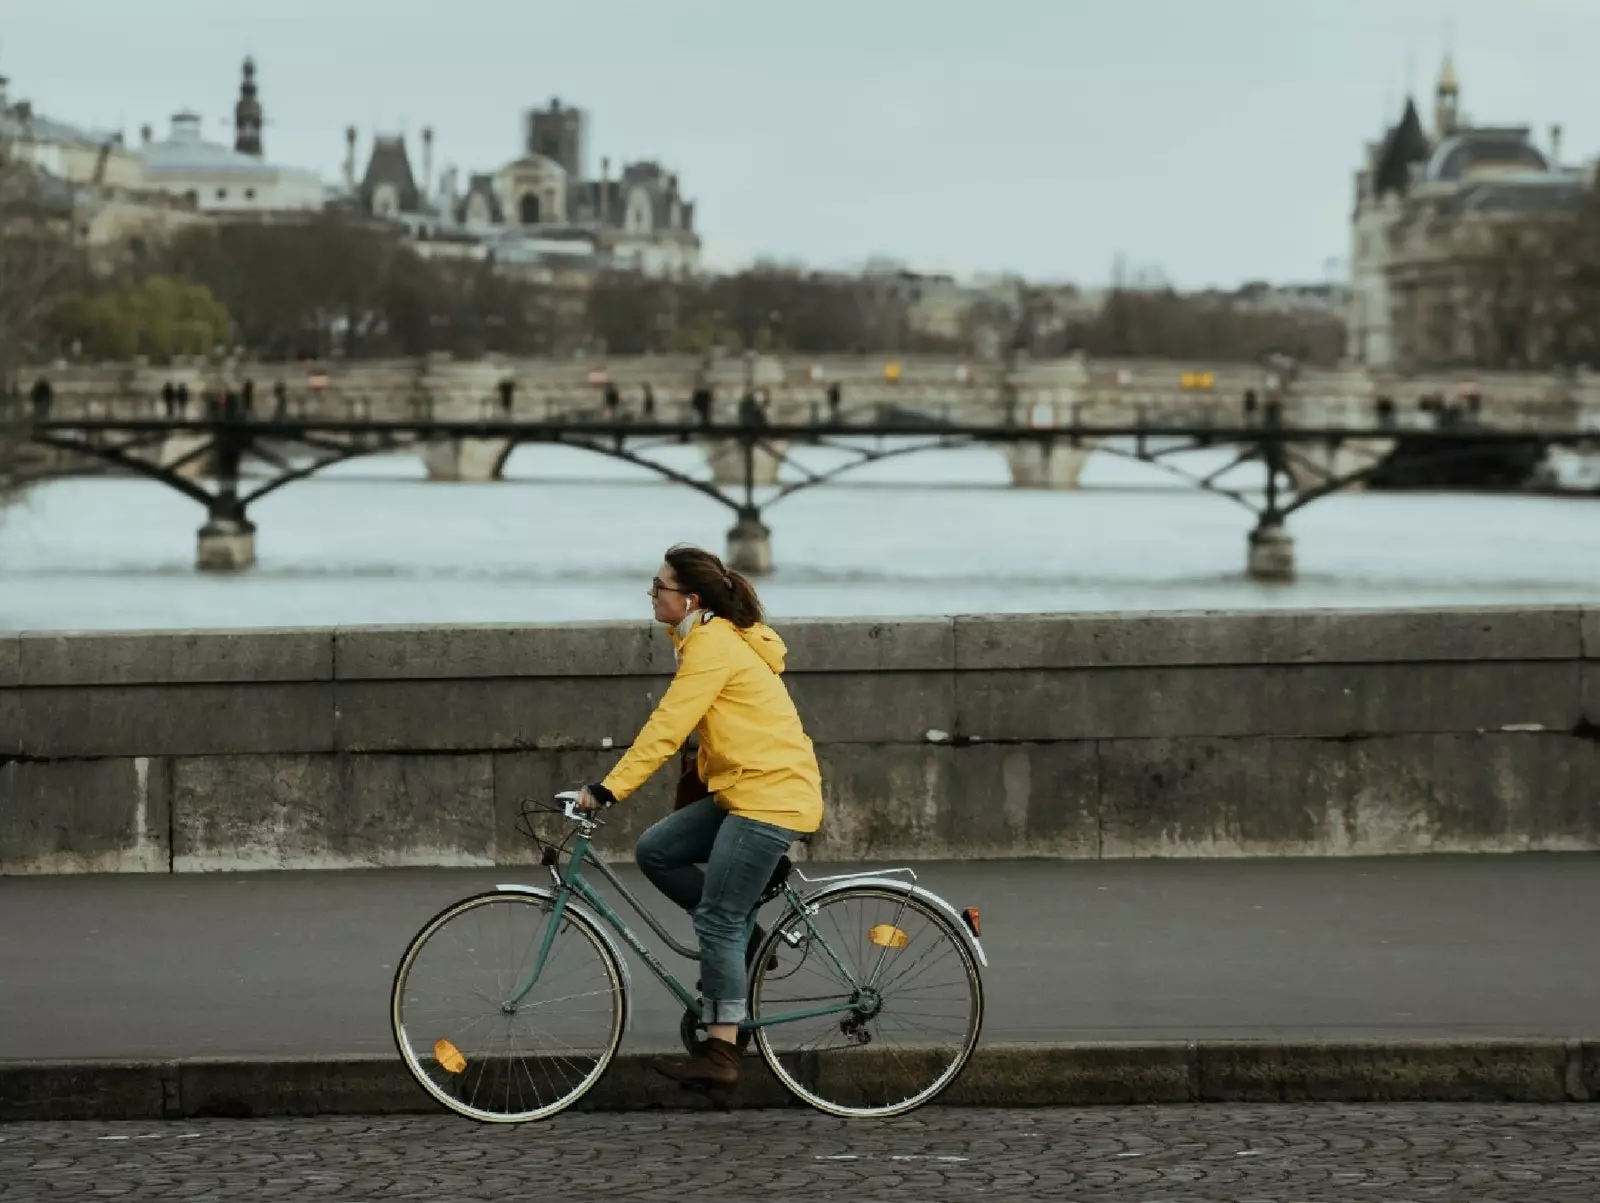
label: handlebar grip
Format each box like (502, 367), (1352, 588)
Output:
(553, 791), (593, 823)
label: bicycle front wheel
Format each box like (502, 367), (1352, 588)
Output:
(391, 890), (626, 1123)
(750, 885), (983, 1117)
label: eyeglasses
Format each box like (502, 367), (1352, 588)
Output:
(649, 577), (690, 596)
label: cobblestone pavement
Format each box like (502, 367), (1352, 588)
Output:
(3, 1104), (1599, 1202)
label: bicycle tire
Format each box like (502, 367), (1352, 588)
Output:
(390, 889), (626, 1123)
(749, 884), (983, 1118)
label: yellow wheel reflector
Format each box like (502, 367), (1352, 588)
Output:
(434, 1039), (467, 1074)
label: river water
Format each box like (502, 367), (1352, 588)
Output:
(2, 439), (1597, 632)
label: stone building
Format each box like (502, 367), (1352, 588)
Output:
(137, 60), (324, 215)
(343, 97), (700, 277)
(0, 74), (205, 273)
(0, 74), (143, 189)
(1347, 57), (1588, 369)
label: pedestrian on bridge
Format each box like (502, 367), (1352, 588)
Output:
(737, 390), (766, 428)
(691, 385), (713, 426)
(29, 376), (53, 420)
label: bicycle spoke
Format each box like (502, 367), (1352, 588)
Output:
(392, 892), (625, 1123)
(752, 886), (981, 1118)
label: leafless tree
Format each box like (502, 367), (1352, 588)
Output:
(0, 137), (76, 502)
(1059, 287), (1345, 366)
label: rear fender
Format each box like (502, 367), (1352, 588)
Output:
(790, 876), (988, 969)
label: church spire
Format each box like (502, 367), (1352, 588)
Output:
(235, 56), (264, 157)
(1434, 54), (1460, 138)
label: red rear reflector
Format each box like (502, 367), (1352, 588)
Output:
(962, 907), (981, 937)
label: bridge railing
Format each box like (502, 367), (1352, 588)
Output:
(20, 386), (1595, 440)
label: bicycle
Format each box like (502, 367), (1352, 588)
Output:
(390, 792), (988, 1122)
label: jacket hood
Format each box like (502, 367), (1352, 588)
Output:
(669, 613), (788, 673)
(737, 622), (788, 673)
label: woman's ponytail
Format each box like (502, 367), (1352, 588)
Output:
(664, 544), (766, 629)
(721, 567), (764, 628)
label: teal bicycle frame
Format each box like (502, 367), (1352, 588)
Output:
(505, 817), (870, 1034)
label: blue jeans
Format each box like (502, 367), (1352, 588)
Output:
(635, 796), (799, 1026)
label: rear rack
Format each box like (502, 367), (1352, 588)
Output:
(793, 866), (917, 884)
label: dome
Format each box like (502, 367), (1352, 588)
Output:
(1423, 129), (1548, 183)
(142, 112), (276, 174)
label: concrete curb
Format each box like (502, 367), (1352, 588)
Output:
(3, 1040), (1597, 1122)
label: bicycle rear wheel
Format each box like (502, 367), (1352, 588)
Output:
(391, 890), (626, 1123)
(750, 885), (983, 1117)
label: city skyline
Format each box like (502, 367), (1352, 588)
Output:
(1, 0), (1594, 287)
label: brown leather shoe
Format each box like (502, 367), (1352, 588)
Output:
(653, 1036), (741, 1092)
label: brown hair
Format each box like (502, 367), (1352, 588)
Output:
(664, 544), (765, 629)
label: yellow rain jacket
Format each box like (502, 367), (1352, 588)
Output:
(601, 615), (824, 833)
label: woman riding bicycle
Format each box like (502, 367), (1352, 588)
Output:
(576, 544), (823, 1095)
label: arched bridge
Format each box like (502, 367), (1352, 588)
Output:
(16, 406), (1600, 581)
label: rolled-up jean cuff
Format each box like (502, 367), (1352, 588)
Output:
(704, 998), (747, 1025)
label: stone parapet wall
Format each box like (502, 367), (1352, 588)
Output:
(2, 607), (1596, 873)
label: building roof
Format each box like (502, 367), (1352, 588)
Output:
(0, 102), (116, 148)
(141, 112), (278, 175)
(503, 153), (566, 176)
(1372, 99), (1431, 198)
(457, 173), (503, 224)
(358, 134), (424, 214)
(1424, 127), (1548, 183)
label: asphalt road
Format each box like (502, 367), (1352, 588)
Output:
(4, 855), (1599, 1061)
(4, 1104), (1599, 1202)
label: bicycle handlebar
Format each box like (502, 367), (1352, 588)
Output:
(553, 790), (596, 824)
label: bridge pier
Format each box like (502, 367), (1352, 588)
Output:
(705, 440), (787, 488)
(197, 515), (256, 572)
(726, 510), (773, 575)
(1004, 441), (1094, 489)
(422, 439), (512, 482)
(1247, 520), (1295, 582)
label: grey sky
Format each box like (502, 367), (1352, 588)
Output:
(2, 0), (1593, 287)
